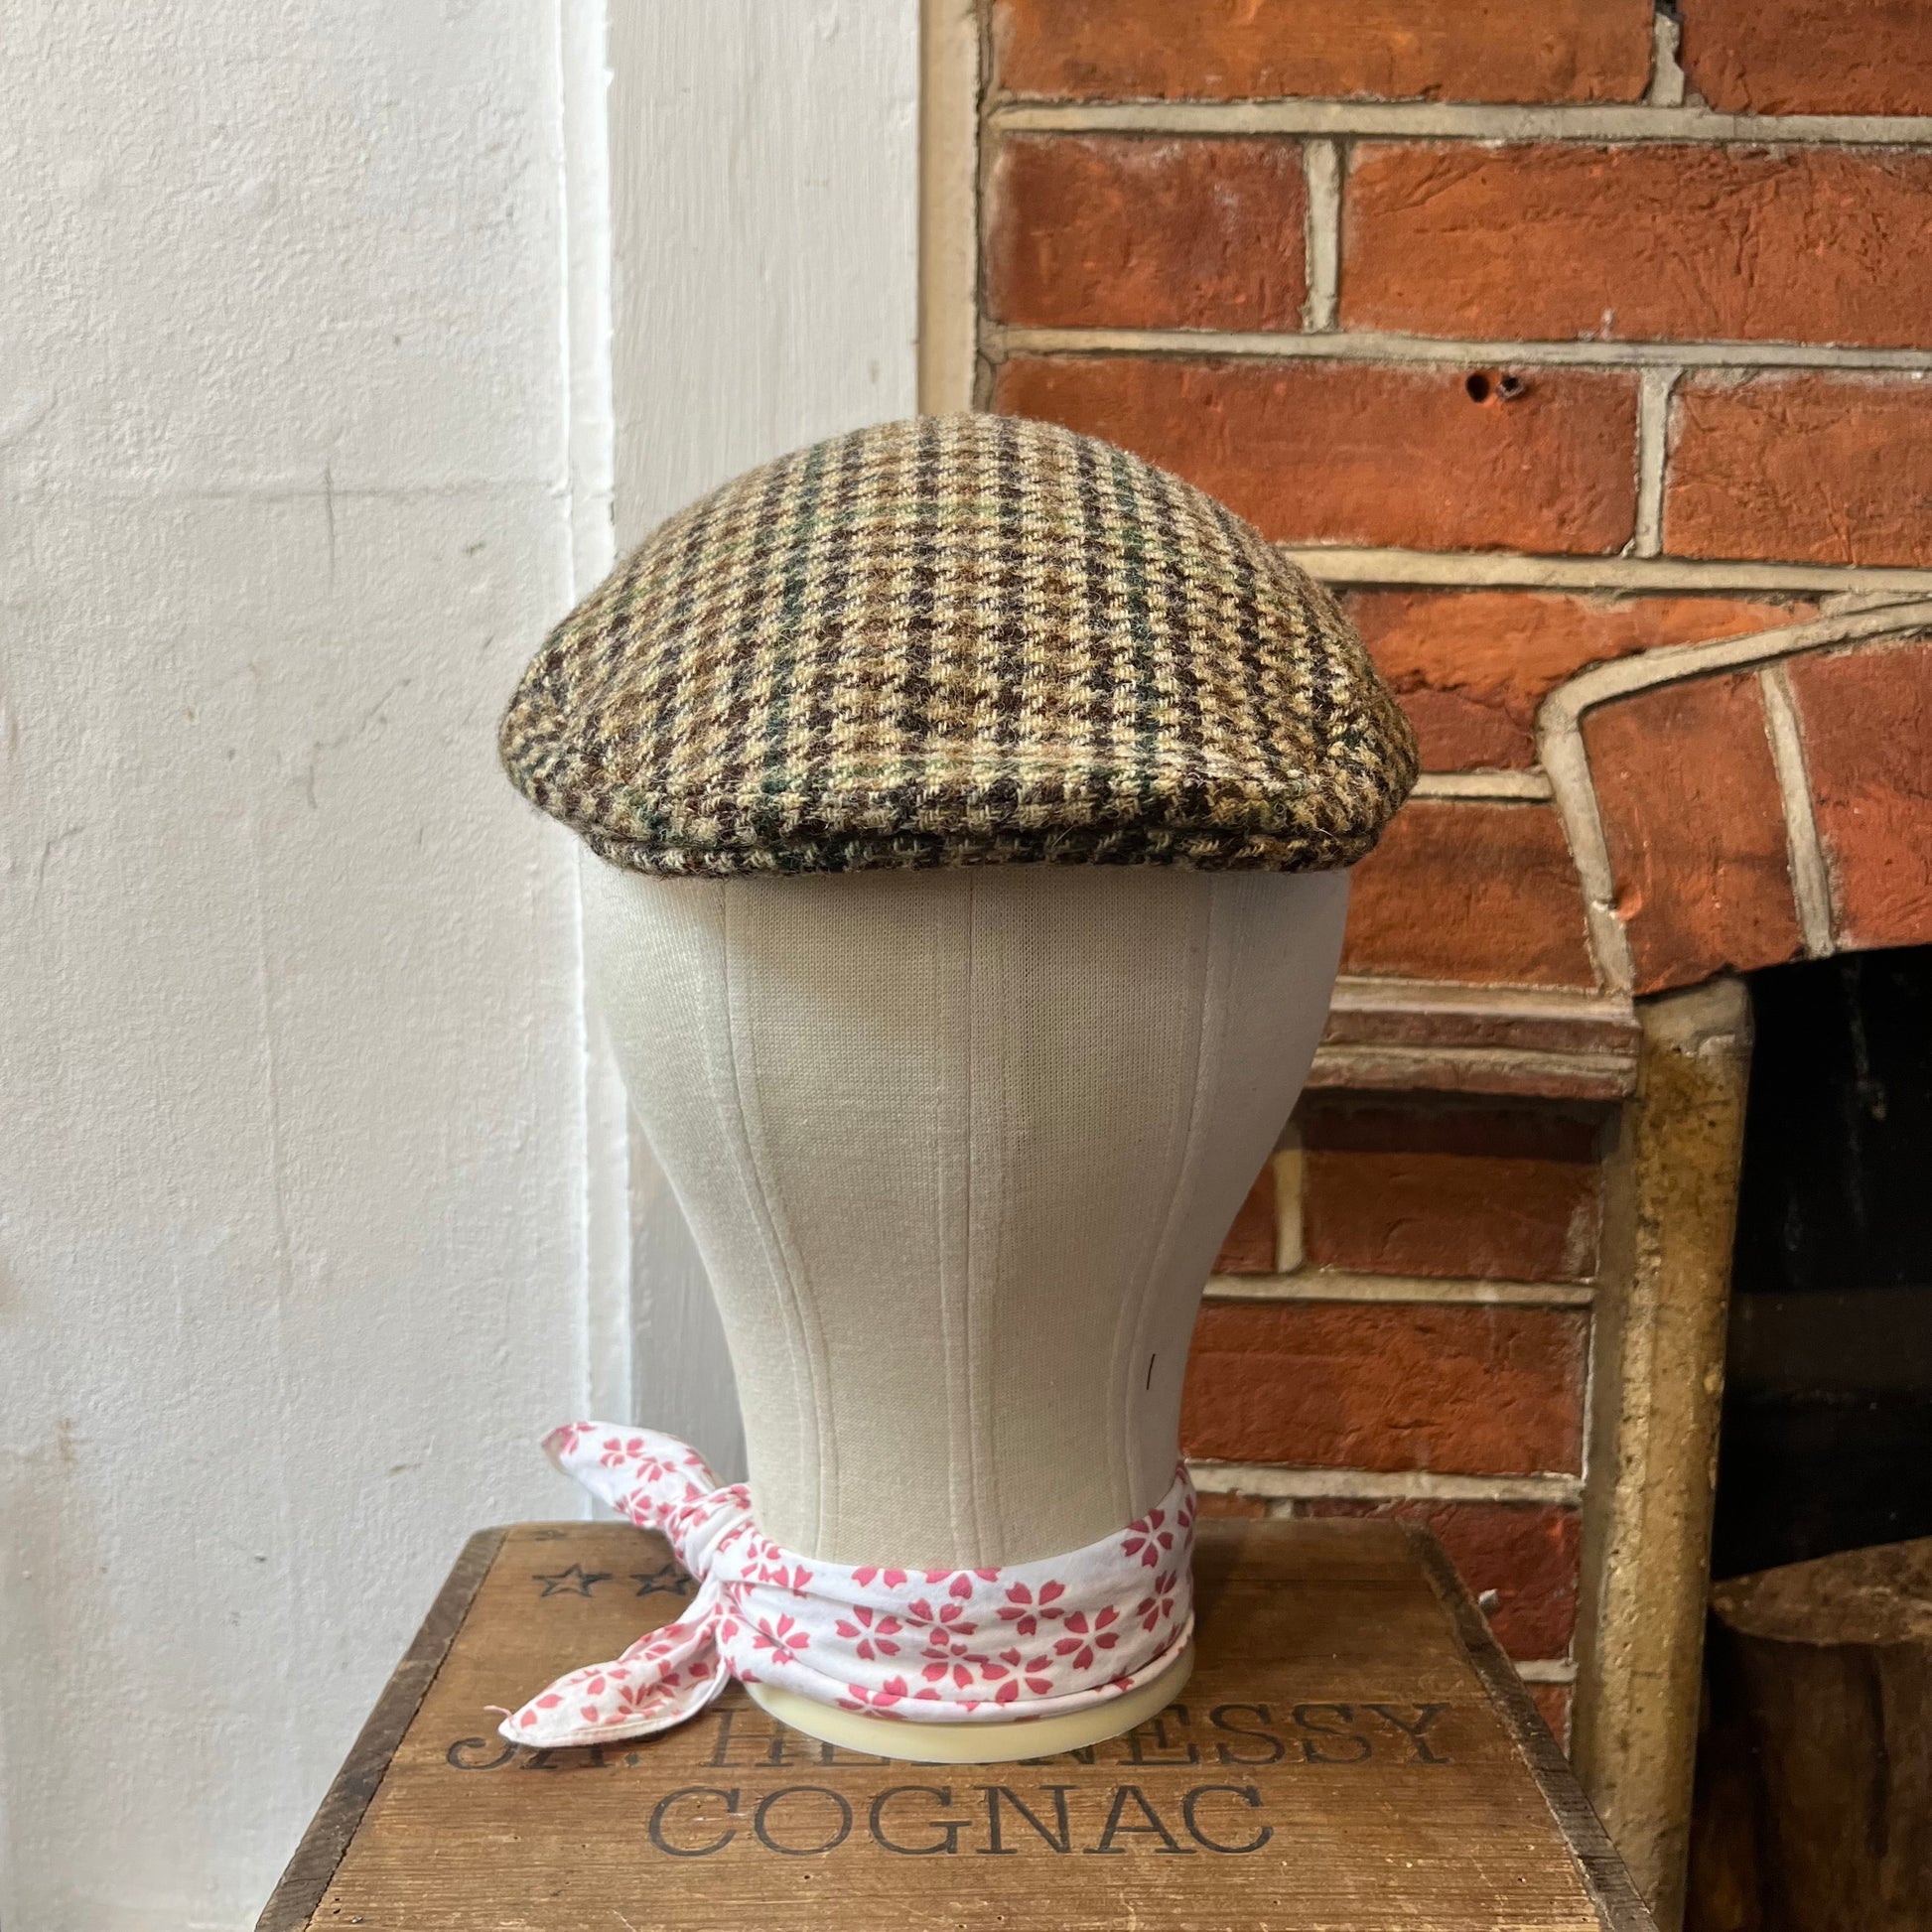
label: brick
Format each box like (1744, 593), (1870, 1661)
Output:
(1309, 1144), (1594, 1277)
(1300, 1498), (1581, 1658)
(1377, 682), (1530, 775)
(1528, 1681), (1574, 1748)
(1666, 373), (1932, 568)
(1213, 1167), (1278, 1275)
(1584, 670), (1804, 992)
(1345, 145), (1932, 349)
(1301, 1101), (1602, 1283)
(992, 0), (1653, 105)
(1194, 1491), (1271, 1520)
(1347, 590), (1810, 770)
(1301, 1100), (1603, 1164)
(1181, 1300), (1587, 1475)
(1786, 636), (1932, 952)
(1681, 0), (1932, 116)
(1340, 801), (1597, 989)
(995, 357), (1639, 554)
(986, 136), (1307, 332)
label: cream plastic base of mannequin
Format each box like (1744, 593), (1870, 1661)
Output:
(745, 1641), (1195, 1765)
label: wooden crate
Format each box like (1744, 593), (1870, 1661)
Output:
(259, 1518), (1652, 1931)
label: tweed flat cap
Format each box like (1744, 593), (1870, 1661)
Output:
(500, 414), (1416, 875)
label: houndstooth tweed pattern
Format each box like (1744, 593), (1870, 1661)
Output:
(500, 414), (1417, 875)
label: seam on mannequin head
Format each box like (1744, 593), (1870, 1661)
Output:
(958, 871), (980, 1558)
(941, 874), (973, 1561)
(1111, 880), (1219, 1526)
(719, 885), (837, 1554)
(963, 869), (1007, 1560)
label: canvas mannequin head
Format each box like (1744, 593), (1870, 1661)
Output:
(582, 857), (1349, 1571)
(497, 416), (1414, 1761)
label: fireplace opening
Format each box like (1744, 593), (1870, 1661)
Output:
(1709, 942), (1932, 1582)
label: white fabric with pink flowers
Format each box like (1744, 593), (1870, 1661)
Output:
(498, 1422), (1196, 1748)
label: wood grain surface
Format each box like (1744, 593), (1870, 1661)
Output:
(1691, 1537), (1932, 1931)
(261, 1518), (1654, 1931)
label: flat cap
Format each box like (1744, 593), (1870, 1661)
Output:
(500, 414), (1416, 875)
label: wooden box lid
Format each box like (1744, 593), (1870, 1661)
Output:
(260, 1518), (1651, 1931)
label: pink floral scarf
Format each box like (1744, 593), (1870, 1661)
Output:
(499, 1423), (1196, 1747)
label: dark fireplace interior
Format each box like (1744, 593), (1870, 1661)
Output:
(1710, 942), (1932, 1582)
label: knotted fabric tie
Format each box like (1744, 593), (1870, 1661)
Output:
(499, 1423), (1196, 1748)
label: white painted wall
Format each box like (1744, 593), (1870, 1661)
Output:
(609, 3), (920, 1479)
(0, 3), (918, 1922)
(0, 4), (609, 1926)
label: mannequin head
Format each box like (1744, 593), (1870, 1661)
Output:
(584, 858), (1347, 1571)
(501, 415), (1416, 1761)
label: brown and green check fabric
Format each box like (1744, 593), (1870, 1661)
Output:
(500, 414), (1417, 875)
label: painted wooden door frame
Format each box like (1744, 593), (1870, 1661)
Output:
(604, 2), (922, 1476)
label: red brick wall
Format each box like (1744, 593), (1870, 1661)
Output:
(984, 0), (1932, 1002)
(1196, 1103), (1600, 1733)
(976, 0), (1932, 1752)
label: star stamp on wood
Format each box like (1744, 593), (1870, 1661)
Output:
(257, 1518), (1655, 1931)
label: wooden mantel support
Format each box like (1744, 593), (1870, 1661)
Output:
(1573, 977), (1753, 1930)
